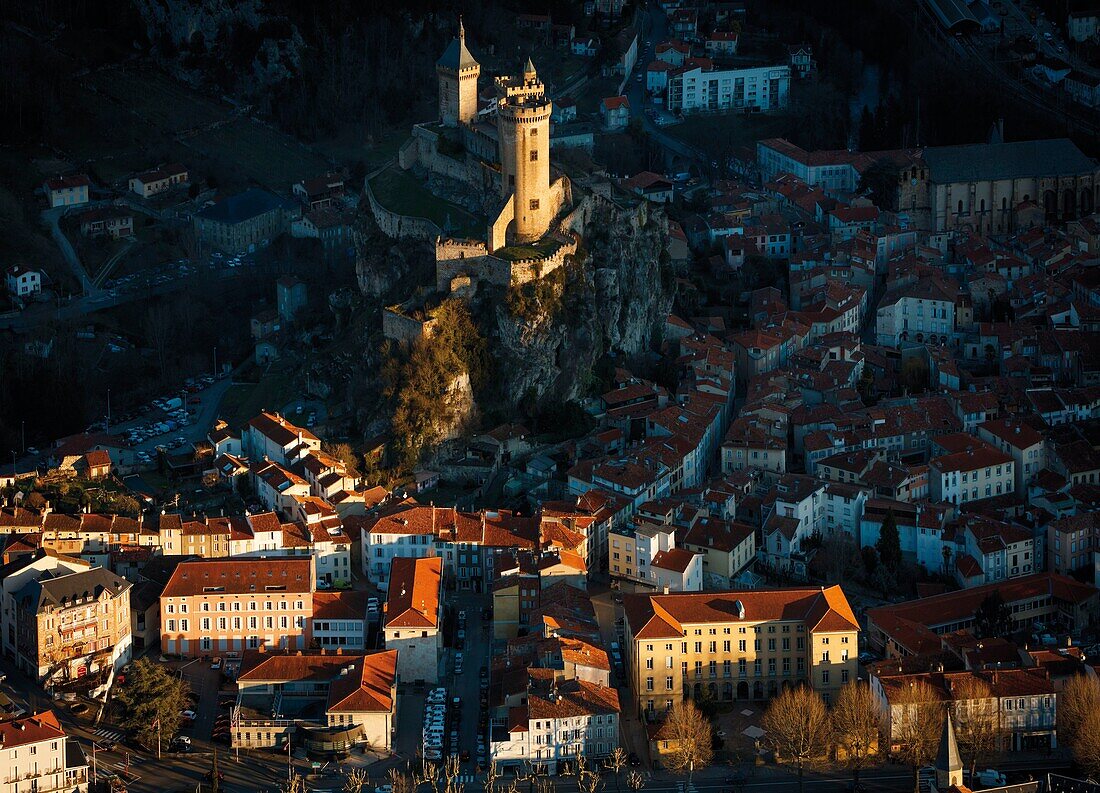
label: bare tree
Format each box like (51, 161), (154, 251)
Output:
(761, 685), (830, 793)
(663, 700), (714, 777)
(344, 768), (369, 793)
(831, 681), (881, 788)
(284, 773), (306, 793)
(577, 763), (602, 793)
(1072, 707), (1100, 779)
(949, 676), (1002, 781)
(891, 680), (945, 793)
(604, 747), (628, 793)
(389, 768), (418, 793)
(625, 771), (645, 793)
(1058, 674), (1100, 751)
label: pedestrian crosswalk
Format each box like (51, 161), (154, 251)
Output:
(94, 728), (125, 744)
(456, 774), (477, 784)
(675, 781), (697, 793)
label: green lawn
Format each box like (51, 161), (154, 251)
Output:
(88, 68), (227, 133)
(494, 240), (560, 261)
(368, 166), (483, 238)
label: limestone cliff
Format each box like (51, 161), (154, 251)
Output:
(489, 200), (673, 406)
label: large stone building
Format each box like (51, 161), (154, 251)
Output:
(756, 136), (1099, 232)
(13, 565), (132, 684)
(160, 557), (315, 656)
(623, 586), (859, 713)
(193, 188), (291, 253)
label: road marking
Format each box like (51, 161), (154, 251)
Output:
(94, 728), (125, 743)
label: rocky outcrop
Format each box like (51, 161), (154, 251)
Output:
(491, 200), (672, 405)
(353, 214), (434, 301)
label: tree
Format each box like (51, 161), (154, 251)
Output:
(949, 677), (1001, 781)
(625, 771), (645, 793)
(876, 510), (902, 572)
(1058, 674), (1100, 751)
(344, 768), (369, 793)
(663, 700), (714, 777)
(891, 680), (945, 793)
(604, 747), (628, 793)
(973, 593), (1011, 639)
(761, 685), (831, 792)
(831, 682), (881, 787)
(325, 441), (362, 476)
(112, 658), (190, 750)
(284, 773), (306, 793)
(1072, 707), (1100, 779)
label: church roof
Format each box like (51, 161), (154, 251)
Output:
(438, 27), (479, 71)
(923, 139), (1096, 183)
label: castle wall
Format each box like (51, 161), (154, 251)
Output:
(382, 308), (438, 345)
(489, 196), (514, 253)
(364, 179), (443, 241)
(509, 235), (579, 286)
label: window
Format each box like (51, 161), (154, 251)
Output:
(666, 676), (674, 690)
(529, 199), (540, 211)
(530, 150), (538, 161)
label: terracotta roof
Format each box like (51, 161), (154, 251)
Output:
(0, 711), (66, 748)
(650, 547), (698, 574)
(45, 174), (90, 190)
(384, 557), (441, 629)
(625, 586), (858, 640)
(527, 678), (620, 719)
(602, 95), (630, 111)
(238, 649), (396, 713)
(246, 411), (319, 447)
(161, 557), (312, 597)
(313, 590), (368, 621)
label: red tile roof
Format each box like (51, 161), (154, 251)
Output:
(384, 557), (441, 629)
(0, 711), (66, 749)
(161, 557), (312, 597)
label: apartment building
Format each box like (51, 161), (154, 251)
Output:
(866, 573), (1099, 657)
(977, 418), (1047, 494)
(233, 649), (397, 753)
(872, 668), (1058, 752)
(1046, 511), (1100, 575)
(0, 711), (88, 793)
(623, 586), (859, 713)
(14, 565), (132, 684)
(160, 557), (315, 656)
(875, 276), (961, 347)
(929, 434), (1015, 505)
(667, 63), (790, 114)
(242, 412), (321, 467)
(650, 549), (703, 592)
(721, 417), (787, 477)
(383, 556), (442, 684)
(681, 517), (756, 588)
(490, 677), (620, 774)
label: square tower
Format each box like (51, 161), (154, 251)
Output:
(495, 59), (554, 244)
(437, 21), (480, 127)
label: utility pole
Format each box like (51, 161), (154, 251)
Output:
(106, 389), (111, 436)
(213, 345), (218, 377)
(20, 421), (24, 454)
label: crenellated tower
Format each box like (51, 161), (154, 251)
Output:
(495, 58), (554, 244)
(436, 20), (480, 127)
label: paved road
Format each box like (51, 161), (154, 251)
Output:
(43, 206), (98, 297)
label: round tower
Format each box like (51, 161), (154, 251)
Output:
(494, 58), (553, 244)
(436, 20), (480, 127)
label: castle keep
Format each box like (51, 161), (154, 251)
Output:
(389, 22), (578, 293)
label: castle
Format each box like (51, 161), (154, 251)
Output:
(393, 22), (584, 294)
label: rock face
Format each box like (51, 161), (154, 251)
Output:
(491, 201), (672, 405)
(354, 214), (433, 301)
(133, 0), (304, 93)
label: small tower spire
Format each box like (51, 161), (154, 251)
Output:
(934, 712), (963, 792)
(524, 56), (537, 80)
(459, 16), (465, 41)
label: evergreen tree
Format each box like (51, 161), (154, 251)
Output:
(876, 509), (902, 571)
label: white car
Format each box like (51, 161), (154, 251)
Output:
(180, 709), (197, 721)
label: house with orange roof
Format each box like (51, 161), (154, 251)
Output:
(650, 547), (702, 591)
(624, 586), (859, 710)
(383, 557), (442, 683)
(312, 589), (368, 650)
(242, 411), (321, 467)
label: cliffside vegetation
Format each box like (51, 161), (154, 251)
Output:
(382, 300), (489, 469)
